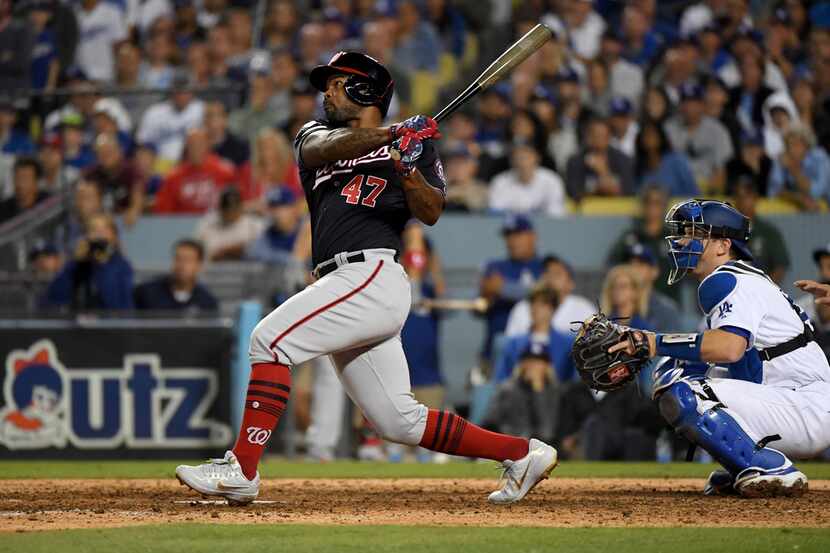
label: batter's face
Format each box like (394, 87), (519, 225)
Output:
(323, 75), (363, 124)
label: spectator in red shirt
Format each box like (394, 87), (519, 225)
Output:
(237, 127), (301, 211)
(153, 127), (237, 214)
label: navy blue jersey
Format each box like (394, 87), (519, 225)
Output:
(294, 120), (446, 267)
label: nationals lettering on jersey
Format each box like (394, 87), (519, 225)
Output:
(294, 120), (446, 267)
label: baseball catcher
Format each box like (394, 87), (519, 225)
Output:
(572, 199), (830, 498)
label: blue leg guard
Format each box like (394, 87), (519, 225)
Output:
(658, 380), (798, 480)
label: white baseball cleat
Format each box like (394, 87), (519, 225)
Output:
(734, 468), (808, 498)
(488, 438), (558, 505)
(175, 450), (260, 506)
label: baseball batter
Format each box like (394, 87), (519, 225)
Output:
(591, 199), (830, 497)
(176, 52), (557, 505)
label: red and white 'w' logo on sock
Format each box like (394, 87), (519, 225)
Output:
(232, 362), (292, 479)
(246, 426), (272, 445)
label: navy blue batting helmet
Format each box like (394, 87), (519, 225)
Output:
(309, 51), (394, 117)
(664, 199), (752, 285)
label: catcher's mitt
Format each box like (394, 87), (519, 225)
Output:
(571, 313), (651, 391)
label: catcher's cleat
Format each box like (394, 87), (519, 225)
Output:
(488, 439), (558, 505)
(175, 450), (260, 506)
(734, 467), (808, 498)
(703, 469), (738, 496)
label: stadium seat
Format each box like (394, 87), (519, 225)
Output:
(411, 71), (440, 116)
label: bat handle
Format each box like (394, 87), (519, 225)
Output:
(433, 83), (482, 123)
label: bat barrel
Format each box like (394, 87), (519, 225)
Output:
(477, 24), (554, 88)
(432, 23), (553, 123)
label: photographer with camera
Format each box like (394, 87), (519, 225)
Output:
(44, 213), (134, 310)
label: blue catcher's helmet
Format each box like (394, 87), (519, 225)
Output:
(664, 199), (752, 285)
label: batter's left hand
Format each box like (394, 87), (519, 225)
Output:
(389, 115), (441, 141)
(391, 133), (424, 176)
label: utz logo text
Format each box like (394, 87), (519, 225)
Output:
(0, 340), (231, 450)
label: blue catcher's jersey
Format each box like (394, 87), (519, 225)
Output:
(698, 260), (830, 388)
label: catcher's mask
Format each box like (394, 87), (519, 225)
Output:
(309, 51), (394, 117)
(664, 199), (752, 286)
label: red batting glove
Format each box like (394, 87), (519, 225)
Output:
(389, 116), (441, 141)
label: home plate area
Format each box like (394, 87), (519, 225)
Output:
(2, 478), (830, 532)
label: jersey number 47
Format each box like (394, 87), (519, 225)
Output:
(341, 175), (387, 208)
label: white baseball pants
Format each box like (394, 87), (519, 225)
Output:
(701, 378), (830, 458)
(249, 249), (429, 446)
(305, 355), (345, 459)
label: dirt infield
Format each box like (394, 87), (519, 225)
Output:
(2, 478), (829, 532)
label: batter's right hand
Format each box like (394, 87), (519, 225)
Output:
(391, 133), (424, 176)
(389, 115), (441, 141)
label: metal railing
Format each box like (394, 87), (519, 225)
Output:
(0, 193), (68, 272)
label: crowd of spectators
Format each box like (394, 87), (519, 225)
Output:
(3, 1), (830, 229)
(2, 0), (830, 461)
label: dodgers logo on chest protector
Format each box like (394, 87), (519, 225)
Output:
(718, 301), (733, 319)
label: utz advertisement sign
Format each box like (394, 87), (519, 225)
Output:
(0, 324), (234, 458)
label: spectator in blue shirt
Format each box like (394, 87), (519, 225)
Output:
(392, 0), (441, 72)
(479, 214), (543, 365)
(634, 121), (699, 196)
(245, 187), (302, 265)
(59, 112), (95, 171)
(134, 239), (218, 312)
(402, 267), (444, 402)
(44, 213), (134, 310)
(696, 24), (731, 75)
(494, 285), (575, 384)
(0, 99), (35, 156)
(28, 0), (58, 91)
(620, 5), (661, 68)
(768, 125), (830, 212)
